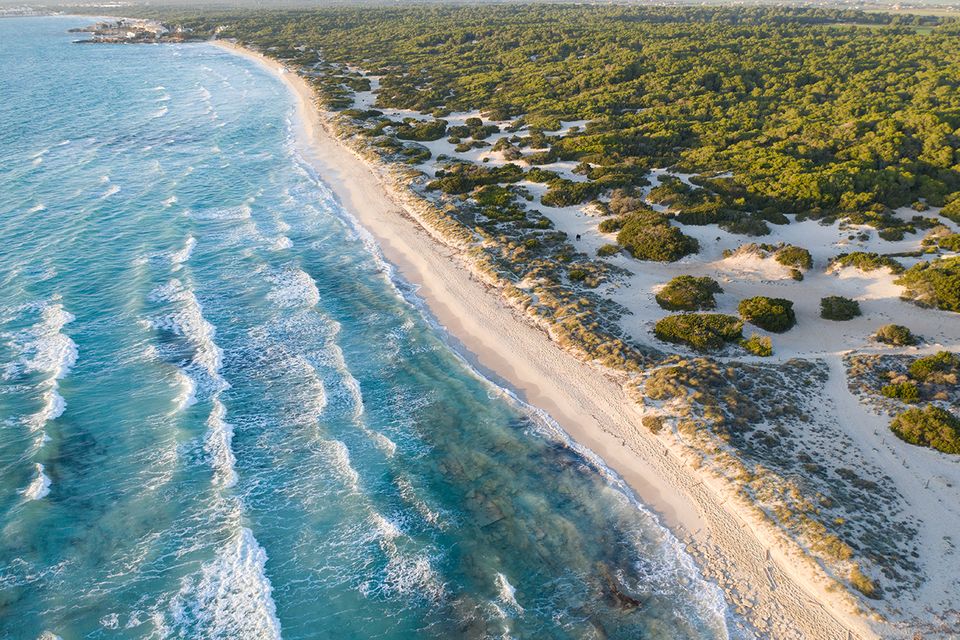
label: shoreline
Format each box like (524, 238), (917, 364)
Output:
(213, 40), (878, 640)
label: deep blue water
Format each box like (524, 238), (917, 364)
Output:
(0, 16), (741, 640)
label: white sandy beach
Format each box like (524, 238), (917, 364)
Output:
(214, 40), (886, 640)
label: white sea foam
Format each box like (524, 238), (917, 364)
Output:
(170, 236), (196, 270)
(172, 370), (197, 411)
(270, 236), (292, 251)
(101, 184), (121, 199)
(28, 203), (46, 213)
(168, 528), (281, 640)
(149, 280), (226, 391)
(321, 439), (360, 492)
(396, 476), (448, 529)
(266, 267), (320, 308)
(370, 431), (397, 458)
(4, 302), (77, 439)
(18, 303), (77, 379)
(162, 195), (178, 208)
(205, 399), (237, 489)
(22, 463), (51, 500)
(366, 550), (446, 604)
(151, 106), (168, 119)
(495, 572), (523, 613)
(190, 205), (251, 221)
(28, 388), (66, 432)
(370, 512), (402, 541)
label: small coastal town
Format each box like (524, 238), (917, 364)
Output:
(69, 18), (194, 43)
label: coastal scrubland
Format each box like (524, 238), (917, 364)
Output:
(120, 4), (960, 636)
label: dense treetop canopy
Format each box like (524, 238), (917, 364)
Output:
(158, 5), (960, 222)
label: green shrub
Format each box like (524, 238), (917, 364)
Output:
(474, 185), (515, 207)
(881, 382), (920, 403)
(395, 118), (448, 141)
(541, 179), (601, 207)
(596, 243), (620, 257)
(617, 213), (698, 262)
(895, 256), (960, 312)
(775, 245), (813, 270)
(874, 324), (917, 346)
(655, 275), (723, 311)
(598, 216), (628, 233)
(830, 252), (905, 274)
(940, 198), (960, 224)
(741, 333), (773, 356)
(908, 351), (959, 382)
(890, 405), (960, 454)
(925, 230), (960, 252)
(738, 296), (796, 332)
(820, 296), (861, 321)
(653, 313), (743, 351)
(720, 215), (770, 236)
(525, 167), (559, 183)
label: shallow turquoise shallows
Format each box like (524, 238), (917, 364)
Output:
(0, 17), (742, 640)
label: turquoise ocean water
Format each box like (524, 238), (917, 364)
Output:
(0, 17), (744, 640)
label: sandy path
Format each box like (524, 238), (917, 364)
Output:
(213, 40), (878, 640)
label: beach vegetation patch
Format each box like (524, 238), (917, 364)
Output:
(820, 296), (861, 321)
(908, 350), (959, 383)
(653, 313), (742, 351)
(775, 245), (813, 270)
(895, 256), (960, 312)
(395, 118), (448, 142)
(741, 333), (773, 357)
(874, 324), (917, 346)
(829, 252), (905, 274)
(890, 405), (960, 454)
(615, 212), (698, 262)
(880, 382), (920, 403)
(655, 275), (723, 311)
(738, 296), (796, 332)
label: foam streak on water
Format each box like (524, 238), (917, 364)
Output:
(2, 300), (77, 499)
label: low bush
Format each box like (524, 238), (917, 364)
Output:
(890, 405), (960, 454)
(653, 313), (743, 351)
(775, 245), (813, 270)
(908, 350), (959, 382)
(940, 198), (960, 224)
(741, 333), (773, 356)
(874, 324), (917, 346)
(895, 256), (960, 312)
(655, 275), (723, 311)
(395, 118), (448, 141)
(738, 296), (796, 332)
(596, 243), (620, 257)
(617, 212), (699, 262)
(820, 296), (861, 321)
(881, 382), (920, 403)
(829, 252), (905, 274)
